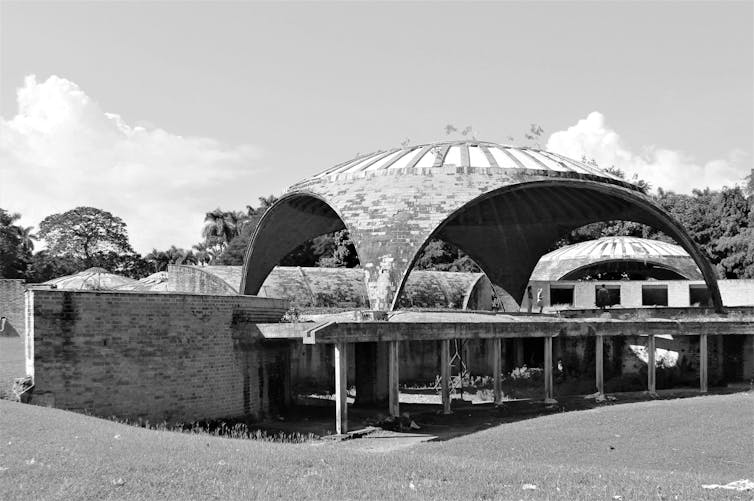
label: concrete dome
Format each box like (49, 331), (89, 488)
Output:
(530, 236), (703, 281)
(296, 141), (633, 187)
(242, 139), (722, 311)
(43, 268), (140, 291)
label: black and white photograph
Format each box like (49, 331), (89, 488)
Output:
(0, 1), (752, 499)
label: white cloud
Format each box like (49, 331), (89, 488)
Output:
(546, 111), (748, 193)
(0, 75), (265, 253)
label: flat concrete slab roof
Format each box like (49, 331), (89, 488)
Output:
(256, 307), (754, 344)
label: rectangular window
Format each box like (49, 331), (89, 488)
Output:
(595, 285), (621, 306)
(689, 285), (711, 307)
(642, 285), (668, 306)
(549, 286), (574, 306)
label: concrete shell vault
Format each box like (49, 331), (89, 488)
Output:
(241, 140), (723, 312)
(530, 236), (704, 281)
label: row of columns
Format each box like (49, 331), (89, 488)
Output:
(334, 334), (711, 435)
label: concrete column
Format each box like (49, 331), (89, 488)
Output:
(700, 333), (708, 393)
(515, 338), (525, 367)
(388, 340), (400, 417)
(441, 339), (451, 414)
(544, 336), (556, 404)
(335, 342), (348, 435)
(595, 334), (604, 397)
(492, 337), (502, 404)
(647, 335), (656, 396)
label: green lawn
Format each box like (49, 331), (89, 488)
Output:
(1, 393), (752, 500)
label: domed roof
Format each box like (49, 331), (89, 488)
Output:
(293, 140), (635, 190)
(114, 271), (169, 291)
(245, 138), (722, 312)
(530, 236), (702, 281)
(43, 267), (140, 290)
(540, 236), (690, 262)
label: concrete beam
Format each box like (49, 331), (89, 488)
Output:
(302, 318), (754, 344)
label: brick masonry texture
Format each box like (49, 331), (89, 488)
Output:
(27, 289), (287, 422)
(242, 167), (723, 312)
(0, 279), (26, 396)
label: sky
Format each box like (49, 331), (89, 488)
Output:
(1, 1), (752, 253)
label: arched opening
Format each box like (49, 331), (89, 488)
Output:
(559, 260), (690, 281)
(240, 192), (354, 296)
(392, 180), (723, 312)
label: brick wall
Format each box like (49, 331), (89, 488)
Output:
(0, 279), (26, 397)
(27, 289), (287, 422)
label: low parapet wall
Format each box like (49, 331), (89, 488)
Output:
(26, 289), (288, 422)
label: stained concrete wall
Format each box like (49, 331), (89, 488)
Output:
(26, 289), (288, 422)
(0, 279), (26, 397)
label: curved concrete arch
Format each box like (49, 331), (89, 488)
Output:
(462, 273), (487, 310)
(169, 264), (240, 294)
(391, 180), (723, 312)
(240, 192), (349, 296)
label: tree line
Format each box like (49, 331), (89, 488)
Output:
(1, 171), (751, 283)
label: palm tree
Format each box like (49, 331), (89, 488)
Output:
(192, 242), (215, 266)
(257, 195), (279, 210)
(144, 248), (170, 272)
(15, 226), (37, 252)
(202, 208), (232, 252)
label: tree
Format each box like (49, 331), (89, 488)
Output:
(315, 230), (359, 268)
(25, 251), (82, 283)
(211, 195), (279, 265)
(192, 242), (215, 266)
(144, 246), (197, 273)
(0, 209), (31, 278)
(38, 207), (134, 267)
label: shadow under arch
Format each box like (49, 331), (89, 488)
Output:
(558, 259), (698, 281)
(391, 179), (723, 312)
(240, 191), (350, 296)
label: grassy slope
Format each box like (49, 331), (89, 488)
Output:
(0, 393), (752, 500)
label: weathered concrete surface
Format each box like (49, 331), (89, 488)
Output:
(524, 279), (754, 310)
(529, 236), (703, 281)
(240, 141), (722, 312)
(170, 264), (506, 310)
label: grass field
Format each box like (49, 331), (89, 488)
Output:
(1, 393), (752, 500)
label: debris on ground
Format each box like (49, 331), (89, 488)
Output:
(702, 479), (754, 491)
(364, 412), (421, 432)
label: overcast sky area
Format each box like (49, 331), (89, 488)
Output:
(1, 1), (752, 253)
